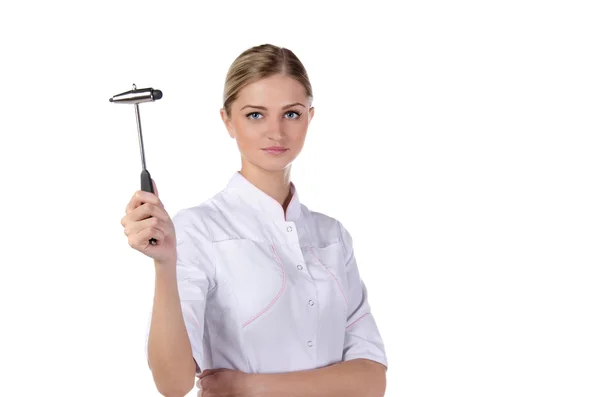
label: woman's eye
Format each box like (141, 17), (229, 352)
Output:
(246, 112), (262, 120)
(285, 111), (301, 119)
(246, 111), (302, 120)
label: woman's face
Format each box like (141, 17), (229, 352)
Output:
(221, 74), (314, 173)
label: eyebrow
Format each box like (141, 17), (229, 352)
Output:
(240, 102), (306, 111)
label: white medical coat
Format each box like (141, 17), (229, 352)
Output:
(145, 171), (387, 375)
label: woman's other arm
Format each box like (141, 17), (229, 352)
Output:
(147, 261), (196, 396)
(146, 209), (215, 397)
(245, 358), (386, 397)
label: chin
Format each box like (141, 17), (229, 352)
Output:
(246, 152), (297, 172)
(256, 161), (293, 173)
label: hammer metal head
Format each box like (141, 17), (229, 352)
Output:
(109, 84), (163, 104)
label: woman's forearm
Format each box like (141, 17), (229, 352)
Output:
(147, 261), (196, 397)
(248, 358), (386, 397)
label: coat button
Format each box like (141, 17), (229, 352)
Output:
(307, 341), (313, 347)
(286, 226), (293, 232)
(297, 264), (303, 270)
(308, 300), (314, 306)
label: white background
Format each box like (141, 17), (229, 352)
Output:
(1, 0), (599, 396)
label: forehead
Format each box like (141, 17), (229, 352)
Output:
(235, 74), (307, 107)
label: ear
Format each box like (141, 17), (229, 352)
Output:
(308, 106), (315, 124)
(220, 108), (236, 139)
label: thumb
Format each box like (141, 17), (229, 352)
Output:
(152, 178), (159, 198)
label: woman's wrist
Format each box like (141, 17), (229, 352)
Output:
(243, 373), (267, 397)
(154, 258), (176, 273)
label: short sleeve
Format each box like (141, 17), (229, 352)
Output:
(144, 207), (216, 376)
(338, 221), (388, 369)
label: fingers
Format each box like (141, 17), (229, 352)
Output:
(133, 202), (169, 223)
(121, 202), (169, 230)
(196, 369), (224, 395)
(196, 376), (208, 396)
(125, 189), (164, 215)
(130, 212), (158, 233)
(127, 222), (166, 250)
(197, 369), (221, 379)
(123, 213), (166, 235)
(196, 377), (203, 395)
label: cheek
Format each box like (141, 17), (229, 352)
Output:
(233, 123), (260, 151)
(290, 124), (308, 144)
(233, 120), (252, 138)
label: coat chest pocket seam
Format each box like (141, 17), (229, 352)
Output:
(307, 243), (348, 308)
(242, 243), (286, 328)
(213, 239), (286, 329)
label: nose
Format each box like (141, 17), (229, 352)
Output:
(266, 117), (285, 140)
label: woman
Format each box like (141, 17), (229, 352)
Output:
(121, 44), (387, 397)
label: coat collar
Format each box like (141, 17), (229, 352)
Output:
(225, 171), (301, 222)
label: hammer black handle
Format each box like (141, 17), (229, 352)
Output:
(141, 169), (157, 246)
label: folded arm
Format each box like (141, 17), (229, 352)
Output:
(247, 358), (386, 397)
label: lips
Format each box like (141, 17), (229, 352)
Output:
(262, 147), (288, 154)
(263, 146), (287, 151)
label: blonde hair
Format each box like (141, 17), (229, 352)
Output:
(222, 44), (313, 118)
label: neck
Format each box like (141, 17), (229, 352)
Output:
(239, 163), (293, 210)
